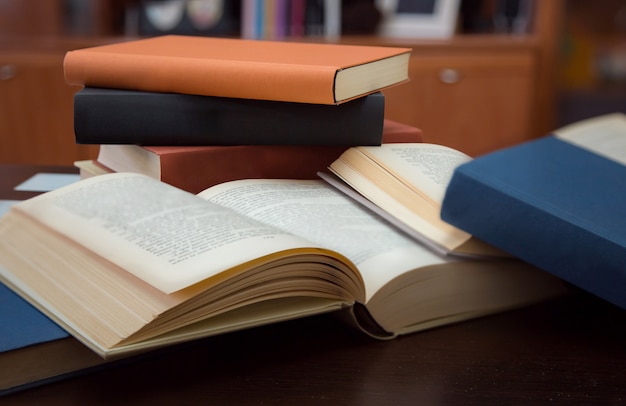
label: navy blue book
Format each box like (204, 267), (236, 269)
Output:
(73, 88), (386, 146)
(441, 113), (626, 310)
(0, 279), (106, 395)
(0, 281), (67, 353)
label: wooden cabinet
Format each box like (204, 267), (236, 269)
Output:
(0, 44), (99, 165)
(380, 40), (536, 156)
(387, 53), (533, 156)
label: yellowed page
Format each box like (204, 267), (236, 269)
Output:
(325, 161), (471, 254)
(356, 143), (472, 203)
(327, 143), (474, 254)
(11, 173), (318, 294)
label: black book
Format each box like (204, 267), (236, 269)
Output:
(73, 88), (385, 146)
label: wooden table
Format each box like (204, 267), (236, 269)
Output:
(2, 164), (626, 405)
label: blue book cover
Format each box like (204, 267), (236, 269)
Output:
(441, 133), (626, 310)
(0, 281), (68, 352)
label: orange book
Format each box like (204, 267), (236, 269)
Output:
(63, 35), (411, 105)
(87, 120), (423, 194)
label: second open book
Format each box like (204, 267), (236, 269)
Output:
(0, 172), (567, 359)
(322, 142), (506, 258)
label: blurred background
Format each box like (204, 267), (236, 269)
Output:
(0, 0), (624, 165)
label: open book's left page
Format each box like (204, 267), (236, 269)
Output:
(9, 173), (326, 294)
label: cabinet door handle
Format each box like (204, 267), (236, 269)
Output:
(0, 64), (16, 80)
(439, 68), (460, 84)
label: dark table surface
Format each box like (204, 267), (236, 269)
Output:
(2, 164), (626, 405)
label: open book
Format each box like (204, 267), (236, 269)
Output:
(0, 174), (567, 359)
(322, 143), (506, 257)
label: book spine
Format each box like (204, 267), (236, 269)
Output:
(73, 88), (385, 146)
(263, 0), (275, 39)
(289, 0), (306, 37)
(64, 49), (339, 105)
(323, 0), (341, 39)
(255, 0), (265, 38)
(441, 164), (626, 310)
(97, 119), (423, 194)
(240, 0), (258, 39)
(274, 0), (288, 39)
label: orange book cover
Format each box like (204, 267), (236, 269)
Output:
(64, 35), (411, 105)
(96, 120), (423, 194)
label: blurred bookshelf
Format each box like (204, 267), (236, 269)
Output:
(0, 0), (565, 164)
(557, 0), (626, 126)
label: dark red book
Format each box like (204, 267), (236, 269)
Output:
(84, 120), (423, 194)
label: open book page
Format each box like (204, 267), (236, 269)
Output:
(198, 179), (458, 302)
(10, 173), (325, 294)
(322, 161), (471, 256)
(318, 172), (460, 255)
(326, 143), (488, 255)
(356, 143), (472, 203)
(554, 113), (626, 165)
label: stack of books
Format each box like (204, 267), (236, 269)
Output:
(76, 118), (423, 194)
(66, 35), (422, 193)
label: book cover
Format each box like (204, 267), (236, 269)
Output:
(63, 35), (411, 105)
(95, 119), (424, 194)
(441, 114), (626, 310)
(0, 281), (67, 353)
(73, 89), (386, 146)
